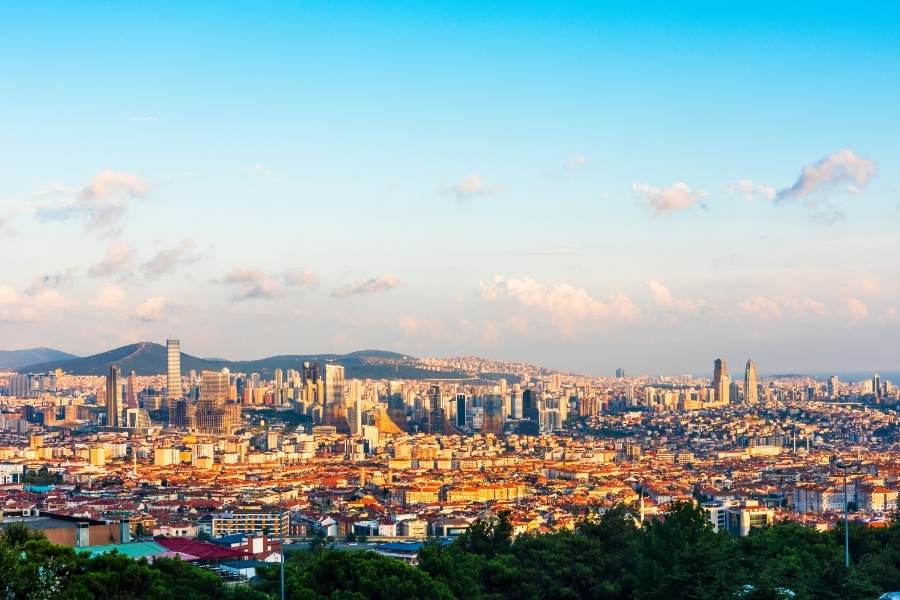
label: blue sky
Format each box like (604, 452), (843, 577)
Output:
(1, 2), (899, 374)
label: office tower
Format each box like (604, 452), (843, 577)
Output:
(424, 384), (445, 433)
(426, 384), (438, 431)
(482, 394), (505, 435)
(323, 364), (345, 405)
(713, 358), (730, 404)
(197, 369), (237, 435)
(743, 360), (758, 405)
(9, 374), (29, 397)
(166, 339), (181, 427)
(559, 394), (569, 423)
(302, 361), (319, 385)
(522, 388), (539, 422)
(166, 339), (181, 399)
(456, 394), (467, 428)
(106, 366), (121, 427)
(346, 380), (363, 436)
(510, 389), (522, 419)
(616, 368), (625, 379)
(323, 364), (348, 431)
(386, 381), (408, 432)
(274, 369), (284, 389)
(873, 374), (882, 402)
(828, 375), (839, 399)
(126, 371), (138, 409)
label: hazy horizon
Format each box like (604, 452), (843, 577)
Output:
(2, 340), (898, 382)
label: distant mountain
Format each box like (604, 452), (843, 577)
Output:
(0, 348), (79, 370)
(16, 342), (469, 380)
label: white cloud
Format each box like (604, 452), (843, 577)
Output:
(91, 283), (127, 309)
(448, 173), (495, 200)
(134, 296), (169, 321)
(729, 179), (775, 201)
(777, 149), (877, 202)
(141, 239), (201, 278)
(221, 267), (282, 301)
(36, 169), (148, 236)
(633, 181), (706, 214)
(284, 267), (319, 288)
(738, 296), (828, 320)
(88, 241), (135, 278)
(844, 296), (869, 320)
(479, 275), (638, 337)
(332, 274), (399, 297)
(647, 280), (709, 314)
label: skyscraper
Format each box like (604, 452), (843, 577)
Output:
(323, 364), (348, 432)
(828, 375), (839, 399)
(302, 361), (319, 385)
(9, 374), (29, 398)
(743, 360), (758, 404)
(126, 370), (138, 409)
(197, 368), (237, 435)
(425, 384), (445, 433)
(713, 359), (730, 404)
(873, 374), (882, 402)
(106, 365), (121, 427)
(323, 364), (345, 406)
(522, 388), (539, 422)
(166, 339), (181, 399)
(456, 393), (467, 428)
(482, 394), (505, 436)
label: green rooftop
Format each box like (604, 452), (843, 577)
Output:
(76, 541), (167, 559)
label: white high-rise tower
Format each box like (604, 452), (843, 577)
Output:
(166, 339), (181, 399)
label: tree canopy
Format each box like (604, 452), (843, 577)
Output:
(6, 503), (900, 599)
(257, 504), (900, 600)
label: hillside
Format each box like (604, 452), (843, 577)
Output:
(16, 342), (471, 380)
(0, 347), (78, 370)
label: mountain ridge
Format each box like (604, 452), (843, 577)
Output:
(15, 342), (468, 380)
(0, 348), (78, 370)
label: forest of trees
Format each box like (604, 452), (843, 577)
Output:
(5, 502), (900, 599)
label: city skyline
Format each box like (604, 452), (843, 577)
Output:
(2, 2), (900, 374)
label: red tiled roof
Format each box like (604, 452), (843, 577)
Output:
(154, 537), (248, 561)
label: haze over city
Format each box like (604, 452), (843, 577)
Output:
(2, 2), (899, 374)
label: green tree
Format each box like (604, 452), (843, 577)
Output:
(636, 501), (739, 600)
(257, 549), (454, 599)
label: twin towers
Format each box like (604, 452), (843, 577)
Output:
(713, 358), (759, 404)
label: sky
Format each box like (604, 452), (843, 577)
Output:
(1, 1), (899, 375)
